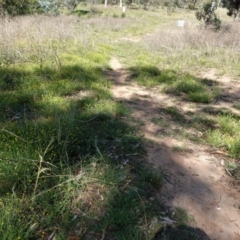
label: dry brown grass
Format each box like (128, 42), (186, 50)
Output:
(144, 22), (240, 75)
(0, 14), (132, 67)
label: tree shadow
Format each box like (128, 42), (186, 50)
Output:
(153, 226), (211, 240)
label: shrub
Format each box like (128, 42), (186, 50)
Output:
(121, 12), (126, 18)
(0, 0), (41, 16)
(196, 2), (221, 31)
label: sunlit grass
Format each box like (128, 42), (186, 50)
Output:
(206, 114), (240, 159)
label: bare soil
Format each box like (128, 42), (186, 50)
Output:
(109, 57), (240, 240)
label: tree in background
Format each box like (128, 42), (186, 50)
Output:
(196, 2), (221, 30)
(0, 0), (40, 16)
(222, 0), (240, 20)
(62, 0), (81, 12)
(0, 0), (82, 16)
(37, 0), (61, 13)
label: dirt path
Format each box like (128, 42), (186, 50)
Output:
(109, 57), (240, 240)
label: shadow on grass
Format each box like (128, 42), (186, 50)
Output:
(0, 64), (147, 238)
(153, 226), (211, 240)
(0, 63), (214, 239)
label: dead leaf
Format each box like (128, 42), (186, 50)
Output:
(210, 150), (226, 155)
(160, 216), (177, 226)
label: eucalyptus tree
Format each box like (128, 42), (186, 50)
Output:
(222, 0), (240, 20)
(37, 0), (61, 13)
(0, 0), (39, 16)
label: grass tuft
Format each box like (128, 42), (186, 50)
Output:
(140, 167), (163, 189)
(206, 114), (240, 158)
(129, 66), (220, 103)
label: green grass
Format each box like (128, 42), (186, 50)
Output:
(140, 167), (163, 189)
(206, 114), (240, 159)
(0, 11), (169, 239)
(129, 66), (220, 103)
(0, 62), (164, 238)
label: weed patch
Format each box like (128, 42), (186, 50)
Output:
(206, 114), (240, 158)
(129, 66), (220, 103)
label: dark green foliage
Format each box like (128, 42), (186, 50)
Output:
(63, 0), (80, 12)
(222, 0), (240, 20)
(163, 0), (188, 12)
(0, 0), (41, 16)
(196, 2), (221, 30)
(140, 167), (163, 189)
(121, 12), (126, 18)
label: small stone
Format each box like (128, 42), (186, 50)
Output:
(150, 217), (159, 229)
(233, 203), (239, 209)
(197, 131), (203, 137)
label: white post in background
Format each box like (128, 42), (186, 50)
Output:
(104, 0), (108, 7)
(122, 6), (126, 12)
(177, 20), (185, 27)
(120, 0), (123, 7)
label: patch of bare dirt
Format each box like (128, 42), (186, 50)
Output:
(109, 57), (240, 240)
(119, 37), (141, 43)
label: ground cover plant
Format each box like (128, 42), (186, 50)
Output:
(129, 66), (220, 103)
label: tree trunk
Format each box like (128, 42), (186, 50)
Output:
(120, 0), (122, 7)
(235, 8), (240, 21)
(105, 0), (108, 7)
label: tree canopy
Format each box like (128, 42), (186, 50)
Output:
(222, 0), (240, 20)
(0, 0), (41, 16)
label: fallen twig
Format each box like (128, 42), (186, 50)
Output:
(78, 114), (99, 123)
(225, 168), (233, 177)
(95, 136), (103, 159)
